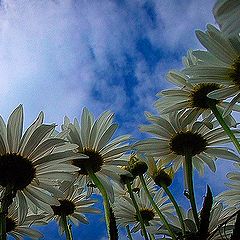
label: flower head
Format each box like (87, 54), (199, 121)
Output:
(46, 181), (100, 235)
(114, 188), (173, 234)
(62, 107), (130, 202)
(217, 163), (240, 207)
(183, 25), (240, 113)
(0, 105), (82, 221)
(135, 110), (239, 176)
(5, 202), (44, 240)
(160, 203), (236, 240)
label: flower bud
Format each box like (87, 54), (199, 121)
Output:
(153, 169), (173, 187)
(128, 155), (148, 177)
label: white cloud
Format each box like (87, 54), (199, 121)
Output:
(146, 0), (216, 50)
(0, 0), (140, 123)
(0, 0), (225, 150)
(0, 0), (216, 126)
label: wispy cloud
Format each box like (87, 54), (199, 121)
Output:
(0, 0), (215, 128)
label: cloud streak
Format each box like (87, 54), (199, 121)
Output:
(0, 0), (215, 126)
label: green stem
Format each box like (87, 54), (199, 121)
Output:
(88, 170), (111, 239)
(209, 103), (240, 153)
(184, 152), (200, 231)
(126, 225), (133, 240)
(139, 175), (177, 240)
(0, 186), (16, 240)
(61, 215), (73, 240)
(149, 233), (155, 240)
(162, 184), (186, 236)
(126, 180), (149, 240)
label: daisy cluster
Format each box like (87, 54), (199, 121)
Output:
(0, 0), (240, 240)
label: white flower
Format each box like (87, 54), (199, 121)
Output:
(183, 25), (240, 113)
(0, 105), (83, 222)
(45, 181), (100, 235)
(160, 203), (236, 240)
(6, 202), (44, 240)
(62, 107), (131, 202)
(155, 68), (238, 126)
(217, 162), (240, 207)
(135, 110), (240, 176)
(114, 188), (173, 234)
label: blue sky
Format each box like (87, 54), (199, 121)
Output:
(1, 0), (236, 239)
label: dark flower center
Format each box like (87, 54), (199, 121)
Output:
(51, 199), (75, 216)
(229, 56), (240, 89)
(189, 83), (220, 109)
(0, 153), (36, 190)
(170, 131), (207, 156)
(6, 217), (16, 233)
(136, 209), (155, 224)
(72, 148), (103, 175)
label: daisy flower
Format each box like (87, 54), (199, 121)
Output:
(217, 163), (240, 207)
(159, 203), (236, 240)
(183, 25), (240, 109)
(0, 105), (83, 221)
(62, 107), (131, 202)
(5, 202), (44, 240)
(155, 68), (238, 127)
(213, 0), (240, 37)
(135, 110), (240, 176)
(45, 181), (100, 235)
(114, 188), (173, 234)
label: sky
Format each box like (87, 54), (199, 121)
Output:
(1, 0), (236, 239)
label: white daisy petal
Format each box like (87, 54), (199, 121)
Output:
(15, 191), (28, 225)
(7, 105), (23, 153)
(0, 115), (8, 152)
(15, 227), (43, 239)
(19, 111), (44, 154)
(205, 147), (240, 161)
(22, 124), (56, 157)
(26, 185), (60, 205)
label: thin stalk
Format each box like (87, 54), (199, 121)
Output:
(61, 215), (73, 240)
(162, 184), (186, 236)
(149, 233), (155, 240)
(126, 225), (133, 240)
(184, 152), (200, 231)
(209, 103), (240, 153)
(145, 222), (155, 240)
(88, 170), (111, 239)
(0, 186), (16, 240)
(126, 180), (149, 240)
(139, 175), (177, 240)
